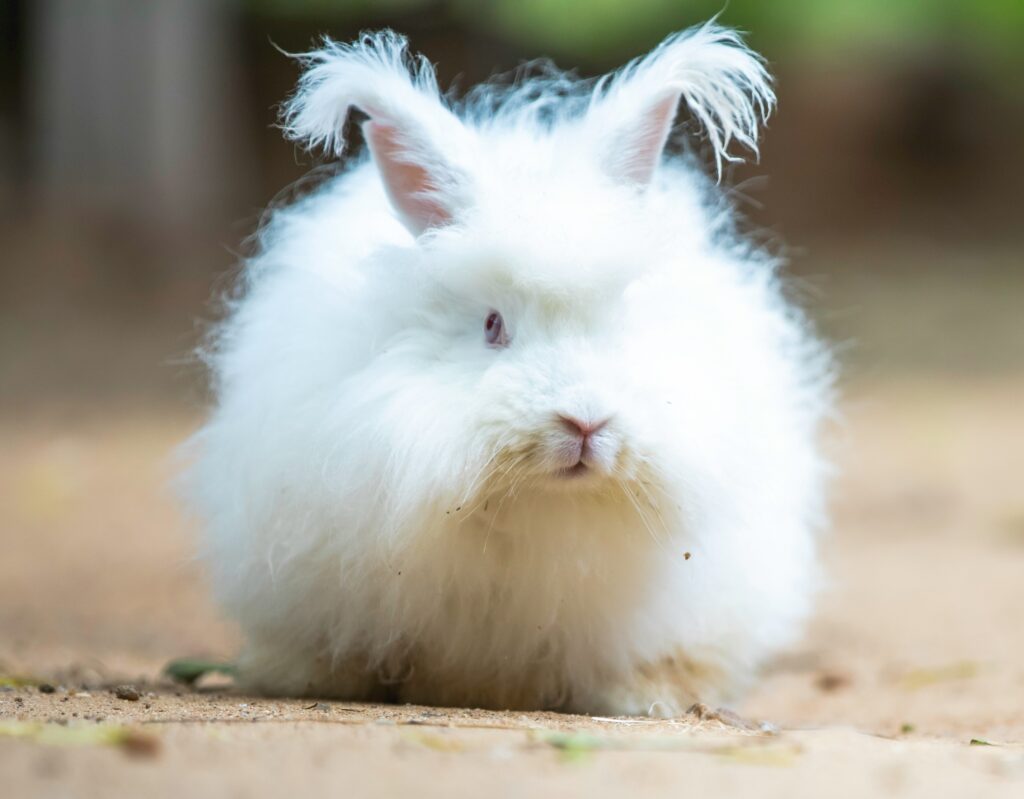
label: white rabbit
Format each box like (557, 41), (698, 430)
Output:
(184, 21), (832, 716)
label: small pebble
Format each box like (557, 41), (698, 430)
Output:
(816, 672), (851, 692)
(120, 730), (161, 759)
(114, 685), (141, 702)
(38, 684), (55, 694)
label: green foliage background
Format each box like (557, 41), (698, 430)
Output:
(247, 0), (1024, 65)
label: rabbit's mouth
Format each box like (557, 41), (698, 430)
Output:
(542, 414), (624, 483)
(557, 461), (591, 479)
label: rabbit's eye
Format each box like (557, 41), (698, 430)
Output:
(484, 311), (508, 348)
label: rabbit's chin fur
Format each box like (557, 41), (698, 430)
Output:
(183, 24), (832, 717)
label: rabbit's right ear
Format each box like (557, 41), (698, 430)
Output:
(283, 32), (472, 236)
(585, 22), (775, 185)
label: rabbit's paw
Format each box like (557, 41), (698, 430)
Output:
(586, 652), (727, 718)
(237, 639), (386, 701)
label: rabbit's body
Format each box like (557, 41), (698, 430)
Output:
(185, 24), (831, 716)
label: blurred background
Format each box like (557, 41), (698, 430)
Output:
(1, 0), (1023, 742)
(1, 0), (1022, 410)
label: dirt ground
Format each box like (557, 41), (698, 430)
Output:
(2, 259), (1024, 797)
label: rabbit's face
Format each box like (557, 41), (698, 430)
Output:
(401, 215), (671, 500)
(468, 299), (636, 489)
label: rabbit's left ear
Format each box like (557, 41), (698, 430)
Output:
(586, 23), (775, 185)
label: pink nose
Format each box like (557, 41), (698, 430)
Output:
(557, 414), (610, 439)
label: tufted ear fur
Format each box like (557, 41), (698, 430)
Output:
(586, 22), (776, 185)
(282, 31), (472, 235)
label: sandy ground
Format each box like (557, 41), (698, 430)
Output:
(2, 373), (1022, 797)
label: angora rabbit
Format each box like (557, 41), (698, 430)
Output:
(185, 21), (831, 717)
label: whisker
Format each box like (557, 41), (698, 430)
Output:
(482, 454), (530, 553)
(633, 480), (671, 538)
(452, 439), (534, 529)
(621, 480), (672, 556)
(459, 447), (503, 502)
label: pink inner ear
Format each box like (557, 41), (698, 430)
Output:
(611, 90), (681, 186)
(364, 121), (453, 234)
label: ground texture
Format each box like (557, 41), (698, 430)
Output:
(3, 372), (1023, 798)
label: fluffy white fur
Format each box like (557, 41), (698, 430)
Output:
(184, 21), (832, 716)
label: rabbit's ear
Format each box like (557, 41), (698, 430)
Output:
(282, 31), (471, 235)
(587, 22), (775, 185)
